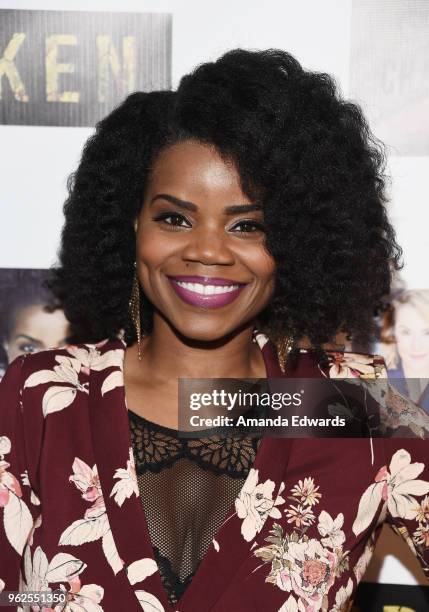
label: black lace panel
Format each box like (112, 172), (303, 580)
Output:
(128, 409), (263, 607)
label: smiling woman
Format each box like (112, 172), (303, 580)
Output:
(0, 49), (428, 612)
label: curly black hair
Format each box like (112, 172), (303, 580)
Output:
(48, 48), (403, 350)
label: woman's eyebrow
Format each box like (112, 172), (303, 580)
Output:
(150, 193), (262, 214)
(13, 334), (40, 344)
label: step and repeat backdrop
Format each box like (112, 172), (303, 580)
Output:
(0, 1), (428, 610)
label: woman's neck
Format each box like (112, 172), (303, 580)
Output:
(128, 318), (267, 383)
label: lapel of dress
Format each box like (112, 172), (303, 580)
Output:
(88, 338), (173, 612)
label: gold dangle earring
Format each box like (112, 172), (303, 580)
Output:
(129, 264), (143, 360)
(276, 334), (295, 374)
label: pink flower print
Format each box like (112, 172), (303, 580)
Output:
(53, 575), (104, 611)
(302, 558), (328, 587)
(353, 448), (429, 535)
(374, 465), (389, 501)
(277, 539), (337, 607)
(327, 352), (375, 379)
(0, 459), (22, 506)
(84, 495), (106, 519)
(69, 458), (103, 504)
(285, 504), (316, 528)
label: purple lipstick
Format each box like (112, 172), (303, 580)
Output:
(167, 275), (248, 309)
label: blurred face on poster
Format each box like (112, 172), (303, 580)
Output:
(3, 303), (69, 361)
(394, 301), (429, 376)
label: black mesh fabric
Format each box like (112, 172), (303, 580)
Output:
(128, 409), (263, 607)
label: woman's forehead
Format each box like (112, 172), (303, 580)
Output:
(146, 140), (250, 202)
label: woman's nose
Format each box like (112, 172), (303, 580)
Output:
(410, 333), (425, 353)
(180, 226), (235, 266)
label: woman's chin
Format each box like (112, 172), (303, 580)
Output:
(168, 319), (251, 345)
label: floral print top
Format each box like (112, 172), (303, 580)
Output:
(0, 329), (428, 612)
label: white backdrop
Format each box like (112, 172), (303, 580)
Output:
(0, 0), (428, 589)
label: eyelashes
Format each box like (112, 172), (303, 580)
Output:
(152, 212), (191, 229)
(151, 211), (266, 234)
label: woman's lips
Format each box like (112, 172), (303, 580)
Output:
(167, 275), (248, 309)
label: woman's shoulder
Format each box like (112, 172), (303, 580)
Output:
(25, 337), (124, 370)
(1, 337), (126, 393)
(320, 347), (387, 379)
(0, 338), (126, 420)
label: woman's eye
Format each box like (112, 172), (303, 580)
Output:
(153, 212), (191, 229)
(152, 213), (264, 234)
(231, 220), (265, 234)
(18, 343), (38, 354)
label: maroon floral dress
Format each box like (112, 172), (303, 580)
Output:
(0, 329), (428, 611)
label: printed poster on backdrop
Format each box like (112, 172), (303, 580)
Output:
(0, 9), (172, 126)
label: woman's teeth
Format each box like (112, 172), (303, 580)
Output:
(174, 281), (240, 295)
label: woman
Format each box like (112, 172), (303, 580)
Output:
(0, 49), (428, 612)
(0, 269), (69, 380)
(379, 289), (429, 411)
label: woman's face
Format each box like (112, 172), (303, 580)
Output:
(135, 140), (276, 341)
(394, 302), (429, 372)
(4, 304), (69, 361)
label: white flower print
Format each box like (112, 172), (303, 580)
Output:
(121, 557), (164, 611)
(100, 528), (124, 575)
(407, 490), (429, 559)
(24, 355), (88, 417)
(290, 477), (322, 507)
(69, 458), (103, 504)
(253, 479), (350, 612)
(126, 558), (158, 585)
(66, 344), (122, 373)
(63, 344), (126, 396)
(327, 352), (379, 379)
(23, 344), (125, 416)
(0, 436), (33, 555)
(285, 504), (315, 528)
(353, 537), (375, 583)
(414, 523), (429, 547)
(0, 437), (11, 455)
(278, 594), (306, 612)
(54, 576), (105, 612)
(331, 578), (353, 612)
(353, 449), (429, 535)
(20, 546), (86, 594)
(317, 511), (346, 549)
(21, 470), (41, 506)
(110, 448), (139, 507)
(412, 494), (429, 523)
(253, 330), (269, 350)
(27, 514), (42, 547)
(276, 538), (338, 608)
(134, 589), (165, 612)
(235, 469), (285, 542)
(66, 343), (125, 397)
(19, 548), (103, 612)
(59, 458), (124, 576)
